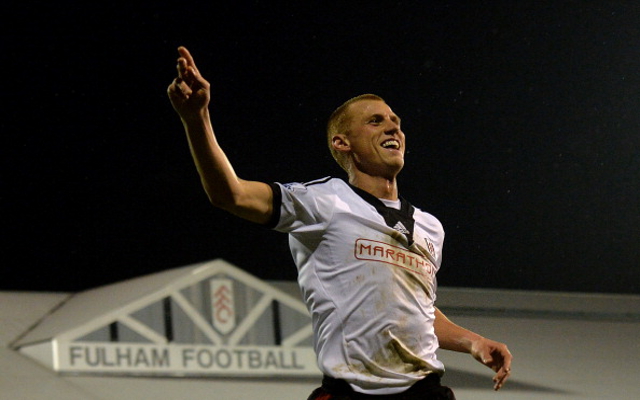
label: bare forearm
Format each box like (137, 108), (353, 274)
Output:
(434, 307), (513, 390)
(182, 111), (273, 224)
(434, 307), (483, 353)
(182, 110), (240, 204)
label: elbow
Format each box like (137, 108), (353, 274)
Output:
(201, 181), (239, 211)
(203, 184), (252, 217)
(208, 197), (241, 215)
(200, 179), (273, 224)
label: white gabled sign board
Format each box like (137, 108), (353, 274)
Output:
(18, 259), (321, 378)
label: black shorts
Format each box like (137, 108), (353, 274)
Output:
(307, 374), (456, 400)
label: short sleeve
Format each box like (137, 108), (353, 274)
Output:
(270, 178), (336, 234)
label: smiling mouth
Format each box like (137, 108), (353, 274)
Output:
(381, 139), (401, 150)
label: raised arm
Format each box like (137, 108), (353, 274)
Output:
(167, 46), (274, 224)
(434, 307), (512, 391)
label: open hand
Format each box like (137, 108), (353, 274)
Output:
(470, 337), (512, 390)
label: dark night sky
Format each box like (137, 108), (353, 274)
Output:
(3, 2), (639, 294)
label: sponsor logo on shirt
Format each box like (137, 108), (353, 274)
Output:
(354, 239), (436, 278)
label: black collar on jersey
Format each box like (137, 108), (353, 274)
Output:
(348, 183), (416, 246)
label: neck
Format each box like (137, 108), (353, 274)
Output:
(348, 172), (399, 200)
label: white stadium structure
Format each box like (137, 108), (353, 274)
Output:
(2, 259), (639, 400)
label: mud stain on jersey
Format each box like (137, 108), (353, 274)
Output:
(386, 331), (431, 374)
(349, 331), (431, 377)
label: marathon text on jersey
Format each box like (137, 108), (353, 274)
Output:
(354, 239), (436, 278)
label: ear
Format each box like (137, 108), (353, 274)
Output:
(331, 134), (350, 154)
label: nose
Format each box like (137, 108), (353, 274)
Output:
(384, 122), (401, 136)
(383, 117), (400, 134)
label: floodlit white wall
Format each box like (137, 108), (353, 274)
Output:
(2, 285), (639, 400)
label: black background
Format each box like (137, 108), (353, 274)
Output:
(3, 2), (639, 294)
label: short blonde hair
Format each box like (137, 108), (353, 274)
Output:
(327, 94), (385, 172)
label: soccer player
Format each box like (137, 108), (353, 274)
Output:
(168, 46), (512, 399)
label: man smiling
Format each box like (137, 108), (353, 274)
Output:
(168, 46), (512, 399)
(328, 94), (406, 186)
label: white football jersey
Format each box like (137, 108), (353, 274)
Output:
(269, 177), (446, 395)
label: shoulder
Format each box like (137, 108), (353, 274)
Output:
(271, 177), (345, 229)
(411, 204), (445, 232)
(278, 177), (346, 194)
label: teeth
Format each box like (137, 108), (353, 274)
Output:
(382, 140), (400, 149)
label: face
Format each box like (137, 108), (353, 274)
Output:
(336, 99), (405, 178)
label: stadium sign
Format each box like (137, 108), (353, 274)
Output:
(16, 260), (320, 378)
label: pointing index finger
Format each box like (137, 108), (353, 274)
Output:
(177, 46), (200, 75)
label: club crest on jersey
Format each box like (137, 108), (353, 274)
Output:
(425, 239), (436, 259)
(412, 234), (438, 262)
